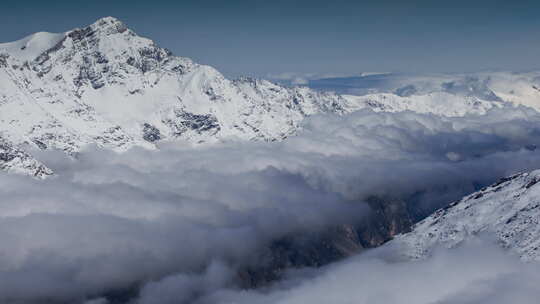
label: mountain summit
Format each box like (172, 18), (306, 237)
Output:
(0, 17), (351, 177)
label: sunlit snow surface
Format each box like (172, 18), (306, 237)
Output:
(394, 170), (540, 262)
(0, 31), (65, 62)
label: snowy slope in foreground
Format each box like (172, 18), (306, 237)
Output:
(394, 170), (540, 261)
(0, 17), (349, 176)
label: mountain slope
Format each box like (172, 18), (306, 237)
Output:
(0, 135), (52, 178)
(394, 170), (540, 261)
(0, 17), (350, 175)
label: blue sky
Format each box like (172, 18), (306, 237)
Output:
(1, 0), (539, 77)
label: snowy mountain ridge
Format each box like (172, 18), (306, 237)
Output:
(394, 170), (540, 262)
(0, 17), (350, 177)
(299, 71), (540, 116)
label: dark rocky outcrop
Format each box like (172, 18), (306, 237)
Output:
(0, 54), (8, 68)
(142, 123), (162, 142)
(239, 196), (416, 288)
(164, 110), (221, 137)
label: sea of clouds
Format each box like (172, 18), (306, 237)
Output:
(189, 238), (540, 304)
(2, 106), (540, 303)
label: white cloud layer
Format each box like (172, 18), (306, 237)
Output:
(1, 106), (540, 303)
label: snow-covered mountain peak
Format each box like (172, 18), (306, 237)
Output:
(0, 16), (135, 63)
(87, 16), (128, 34)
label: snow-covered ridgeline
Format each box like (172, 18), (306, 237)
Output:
(394, 170), (540, 261)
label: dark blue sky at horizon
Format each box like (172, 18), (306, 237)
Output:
(1, 0), (539, 78)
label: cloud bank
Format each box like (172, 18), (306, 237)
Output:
(1, 106), (540, 303)
(194, 239), (540, 304)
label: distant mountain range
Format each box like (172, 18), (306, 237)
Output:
(276, 71), (540, 115)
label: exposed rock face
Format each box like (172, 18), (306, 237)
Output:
(0, 54), (7, 67)
(165, 110), (221, 138)
(141, 123), (161, 142)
